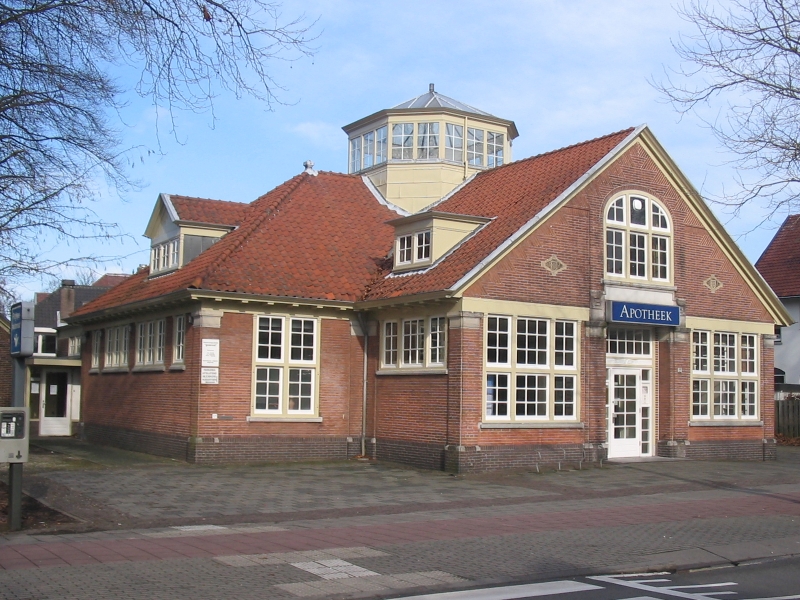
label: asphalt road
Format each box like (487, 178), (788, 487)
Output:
(396, 556), (800, 599)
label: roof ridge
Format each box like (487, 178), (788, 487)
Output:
(170, 194), (246, 205)
(475, 127), (638, 177)
(189, 174), (308, 289)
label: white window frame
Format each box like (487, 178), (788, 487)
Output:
(392, 123), (414, 160)
(349, 136), (362, 173)
(445, 123), (463, 162)
(603, 193), (672, 284)
(253, 314), (318, 416)
(487, 132), (504, 167)
(402, 318), (425, 366)
(363, 131), (375, 169)
(105, 325), (129, 369)
(467, 128), (484, 166)
(68, 336), (81, 358)
(174, 315), (186, 363)
(429, 317), (446, 366)
(136, 319), (165, 366)
(91, 330), (101, 369)
(375, 126), (388, 164)
(417, 122), (439, 160)
(691, 329), (760, 421)
(383, 321), (398, 367)
(485, 315), (579, 423)
(397, 235), (413, 264)
(485, 372), (510, 420)
(606, 328), (652, 357)
(150, 238), (180, 274)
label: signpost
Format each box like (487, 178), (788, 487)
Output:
(8, 302), (33, 531)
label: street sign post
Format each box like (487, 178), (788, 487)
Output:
(8, 302), (33, 531)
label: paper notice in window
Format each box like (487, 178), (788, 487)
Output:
(30, 382), (39, 394)
(201, 367), (219, 385)
(49, 385), (58, 395)
(201, 339), (220, 367)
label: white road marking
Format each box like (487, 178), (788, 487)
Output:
(590, 575), (728, 599)
(390, 580), (602, 600)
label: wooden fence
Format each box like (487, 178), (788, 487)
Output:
(776, 396), (800, 438)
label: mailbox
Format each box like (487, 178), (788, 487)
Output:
(0, 407), (29, 463)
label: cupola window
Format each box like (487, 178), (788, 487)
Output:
(392, 123), (414, 160)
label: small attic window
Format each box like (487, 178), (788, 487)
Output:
(151, 238), (179, 274)
(395, 230), (431, 269)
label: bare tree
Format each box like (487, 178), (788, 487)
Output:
(0, 0), (315, 305)
(657, 0), (800, 215)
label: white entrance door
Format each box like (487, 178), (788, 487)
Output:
(39, 371), (72, 436)
(608, 369), (641, 459)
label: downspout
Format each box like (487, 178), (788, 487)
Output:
(357, 312), (369, 457)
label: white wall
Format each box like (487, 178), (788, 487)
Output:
(775, 298), (800, 384)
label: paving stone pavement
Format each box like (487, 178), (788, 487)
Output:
(0, 441), (798, 599)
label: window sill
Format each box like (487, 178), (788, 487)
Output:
(101, 367), (130, 373)
(247, 416), (323, 423)
(376, 368), (448, 376)
(132, 364), (166, 373)
(480, 421), (584, 429)
(89, 368), (100, 375)
(689, 420), (763, 427)
(169, 363), (186, 371)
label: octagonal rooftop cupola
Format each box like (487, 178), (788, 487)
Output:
(343, 84), (519, 214)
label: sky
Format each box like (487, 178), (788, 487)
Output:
(16, 0), (787, 297)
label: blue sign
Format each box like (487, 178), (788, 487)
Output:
(9, 302), (34, 357)
(609, 301), (679, 326)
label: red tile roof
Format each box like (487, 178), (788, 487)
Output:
(71, 172), (400, 317)
(169, 195), (249, 227)
(756, 214), (800, 297)
(70, 127), (635, 318)
(92, 274), (129, 288)
(363, 128), (635, 300)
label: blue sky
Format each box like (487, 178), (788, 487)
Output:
(17, 0), (785, 296)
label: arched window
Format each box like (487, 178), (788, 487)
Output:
(604, 193), (672, 283)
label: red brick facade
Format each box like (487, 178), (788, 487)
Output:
(73, 134), (784, 471)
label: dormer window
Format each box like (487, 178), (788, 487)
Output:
(396, 230), (431, 268)
(151, 238), (180, 274)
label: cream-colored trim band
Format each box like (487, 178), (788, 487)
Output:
(247, 416), (323, 423)
(375, 368), (448, 376)
(480, 422), (584, 429)
(689, 420), (763, 427)
(685, 317), (773, 335)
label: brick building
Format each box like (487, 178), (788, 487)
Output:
(756, 215), (800, 387)
(66, 88), (790, 470)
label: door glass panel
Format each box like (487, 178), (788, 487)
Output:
(613, 374), (638, 439)
(44, 372), (68, 418)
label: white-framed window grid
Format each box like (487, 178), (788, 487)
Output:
(136, 319), (165, 365)
(392, 123), (414, 160)
(485, 315), (579, 422)
(150, 238), (180, 273)
(417, 122), (439, 159)
(395, 229), (432, 268)
(105, 325), (129, 368)
(467, 128), (484, 166)
(91, 330), (101, 369)
(691, 329), (759, 420)
(253, 315), (318, 415)
(68, 336), (82, 357)
(487, 132), (504, 167)
(381, 316), (446, 369)
(174, 315), (186, 363)
(445, 124), (463, 162)
(604, 194), (672, 284)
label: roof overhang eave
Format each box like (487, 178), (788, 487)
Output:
(343, 108), (519, 139)
(355, 290), (456, 310)
(64, 289), (196, 325)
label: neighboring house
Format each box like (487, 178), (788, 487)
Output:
(66, 88), (790, 471)
(755, 215), (800, 387)
(26, 276), (126, 436)
(0, 315), (11, 406)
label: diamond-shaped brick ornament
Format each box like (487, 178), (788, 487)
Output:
(541, 254), (567, 276)
(704, 274), (723, 293)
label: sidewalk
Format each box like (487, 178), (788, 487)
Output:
(0, 440), (798, 599)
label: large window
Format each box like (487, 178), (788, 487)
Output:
(485, 315), (579, 422)
(692, 329), (759, 420)
(136, 319), (166, 366)
(467, 128), (484, 166)
(91, 330), (102, 369)
(487, 132), (504, 167)
(105, 325), (129, 368)
(348, 126), (388, 173)
(417, 122), (439, 159)
(392, 123), (414, 160)
(604, 194), (672, 283)
(445, 124), (463, 162)
(254, 316), (318, 415)
(381, 316), (446, 370)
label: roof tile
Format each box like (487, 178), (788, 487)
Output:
(756, 214), (800, 298)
